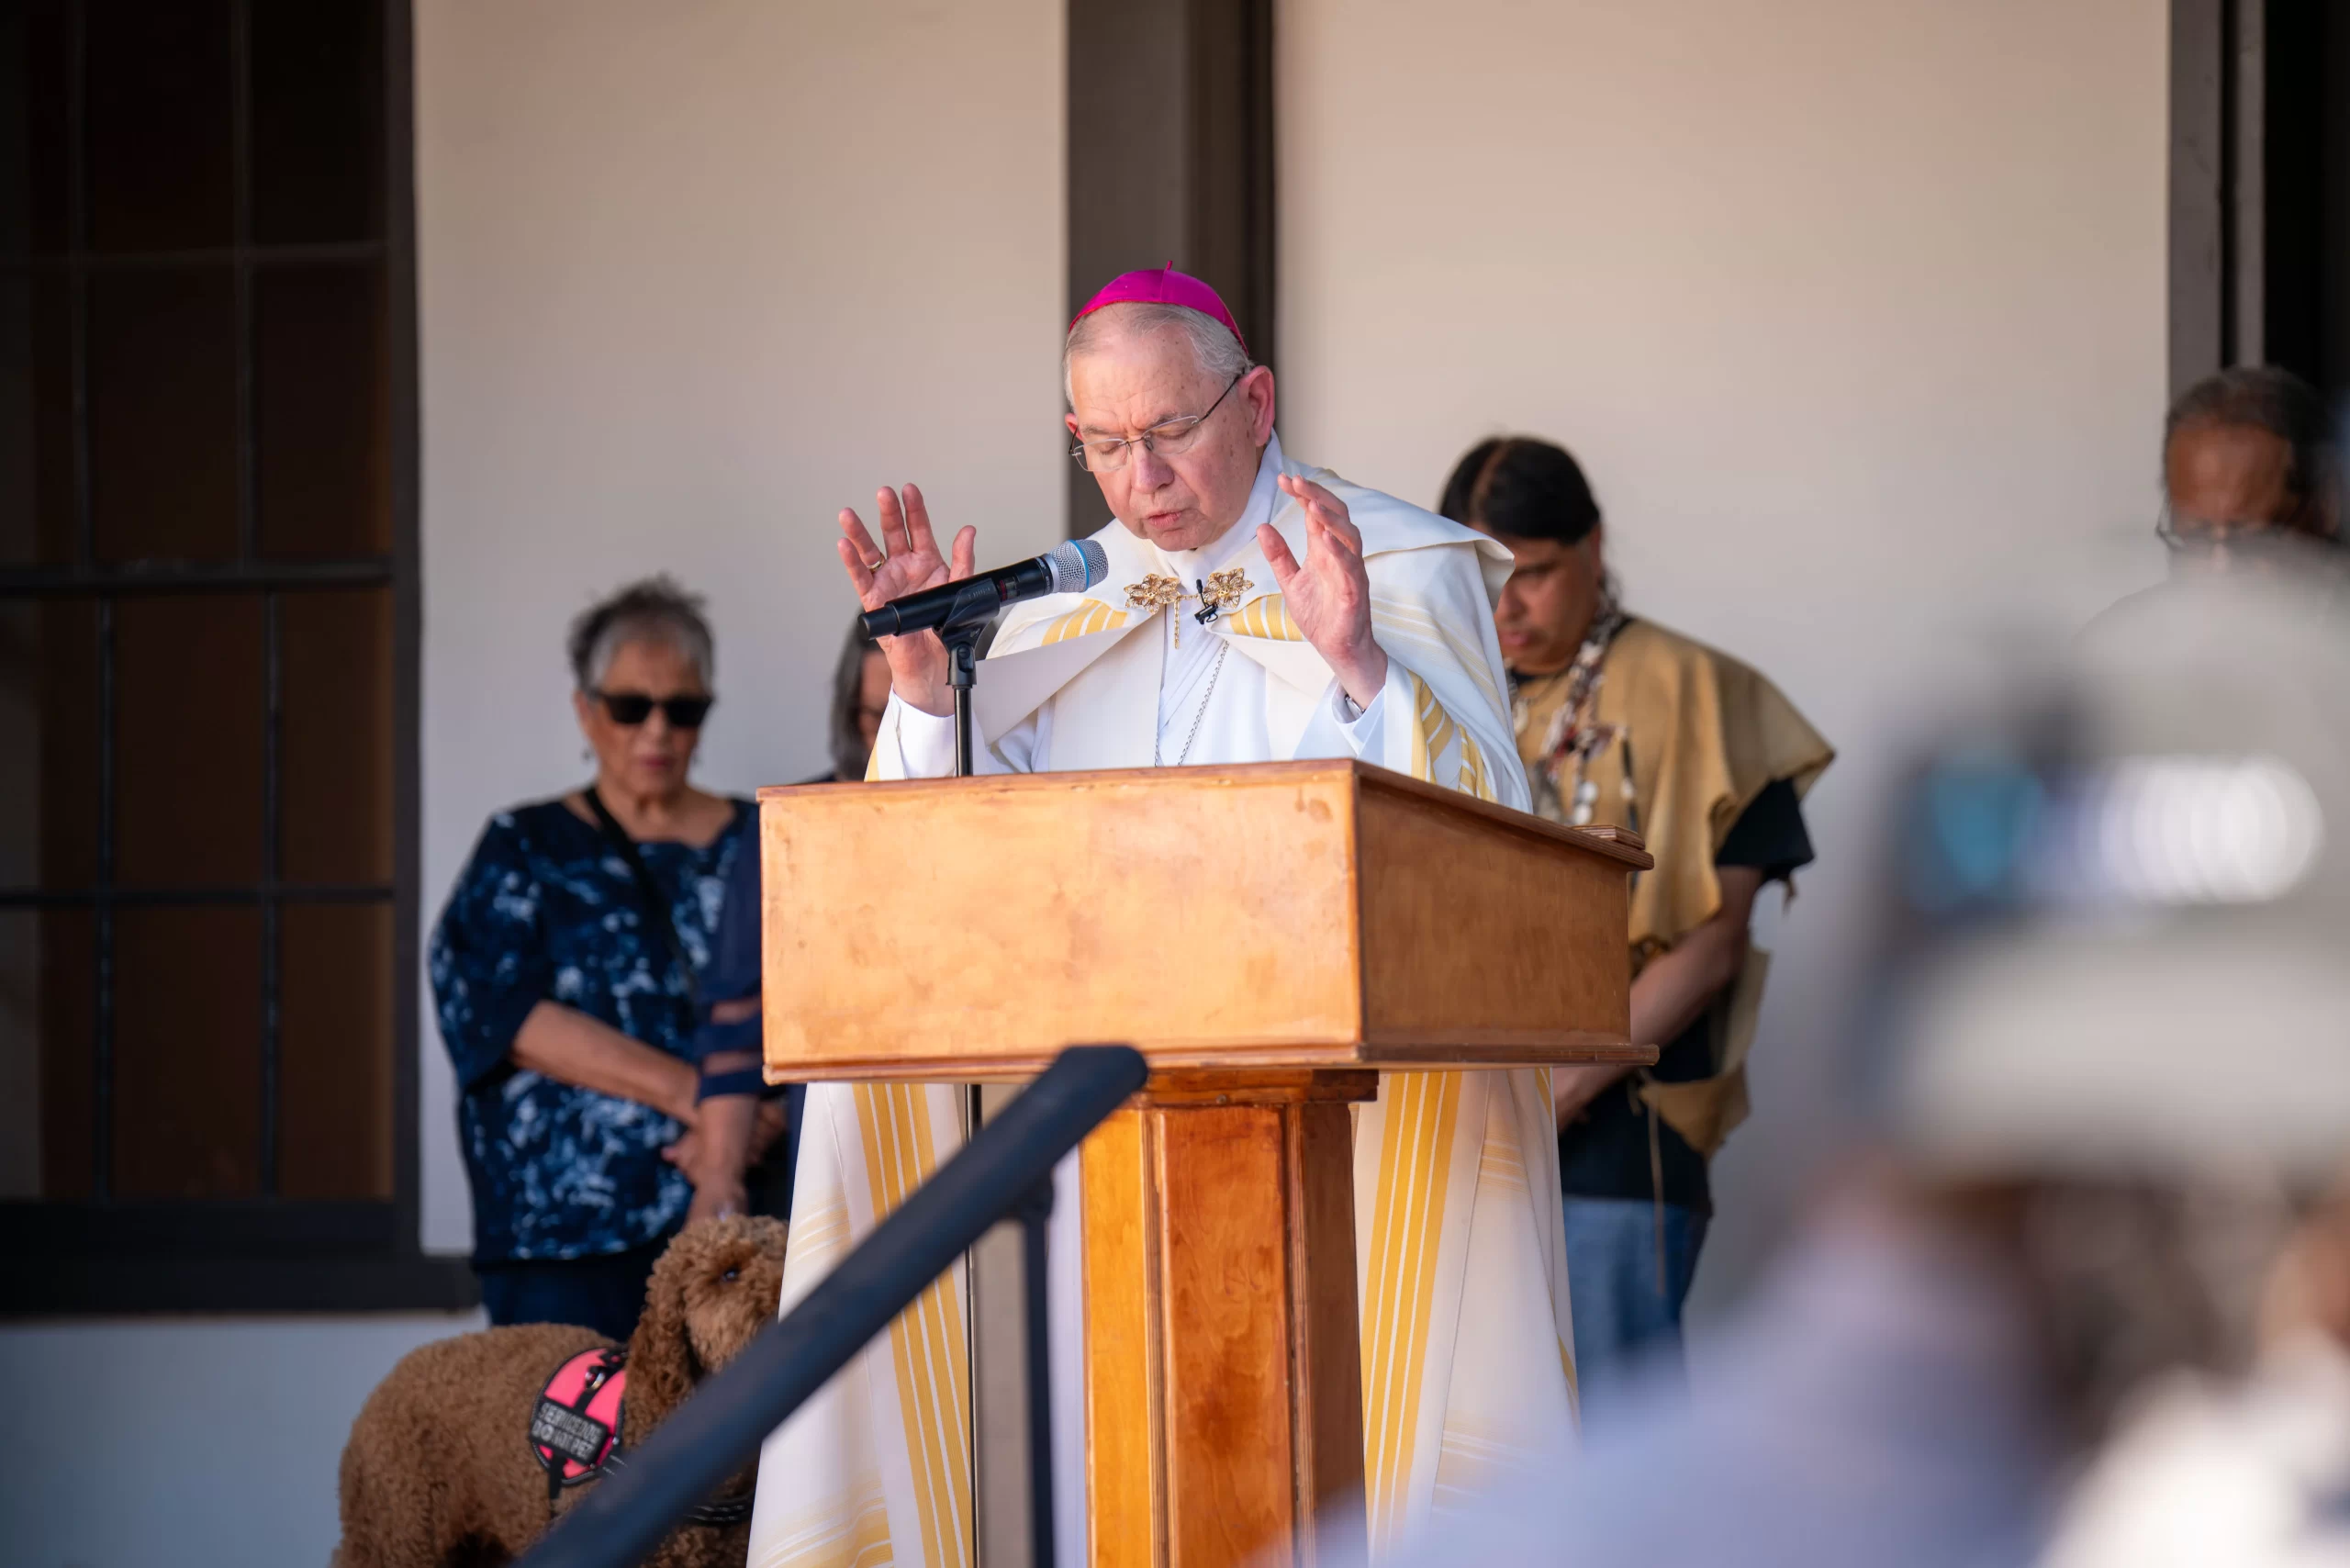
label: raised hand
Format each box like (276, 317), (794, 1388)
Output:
(837, 484), (976, 716)
(1260, 475), (1389, 709)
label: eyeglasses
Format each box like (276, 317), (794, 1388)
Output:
(594, 690), (714, 729)
(1069, 371), (1247, 474)
(2155, 502), (2291, 554)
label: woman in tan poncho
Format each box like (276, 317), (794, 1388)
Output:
(1438, 436), (1833, 1427)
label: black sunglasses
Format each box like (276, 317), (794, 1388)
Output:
(593, 689), (714, 729)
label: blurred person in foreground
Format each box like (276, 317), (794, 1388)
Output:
(2091, 365), (2343, 633)
(1438, 436), (1832, 1421)
(1362, 568), (2350, 1567)
(431, 577), (779, 1340)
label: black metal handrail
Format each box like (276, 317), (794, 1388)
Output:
(518, 1044), (1150, 1568)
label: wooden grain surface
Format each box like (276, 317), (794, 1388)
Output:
(1082, 1108), (1165, 1568)
(1289, 1099), (1366, 1561)
(1340, 764), (1653, 871)
(1355, 776), (1630, 1044)
(761, 763), (1364, 1077)
(1140, 1069), (1381, 1105)
(1159, 1105), (1296, 1564)
(755, 1036), (1654, 1083)
(1080, 1070), (1373, 1568)
(758, 760), (1647, 1081)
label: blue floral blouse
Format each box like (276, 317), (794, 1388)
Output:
(430, 796), (754, 1263)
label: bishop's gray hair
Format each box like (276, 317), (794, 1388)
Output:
(566, 575), (715, 692)
(1063, 301), (1251, 409)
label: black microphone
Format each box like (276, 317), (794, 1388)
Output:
(860, 539), (1110, 638)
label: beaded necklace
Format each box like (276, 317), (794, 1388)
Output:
(1510, 591), (1629, 826)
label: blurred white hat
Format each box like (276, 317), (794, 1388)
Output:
(1887, 566), (2350, 1182)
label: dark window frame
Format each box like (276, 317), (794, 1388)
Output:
(0, 0), (472, 1316)
(2169, 0), (2350, 402)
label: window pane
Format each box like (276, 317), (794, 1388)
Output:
(0, 909), (36, 1197)
(0, 602), (27, 890)
(2, 909), (94, 1198)
(115, 593), (263, 887)
(111, 905), (260, 1198)
(92, 267), (238, 564)
(87, 0), (234, 253)
(0, 598), (99, 891)
(0, 0), (72, 256)
(22, 908), (95, 1199)
(281, 587), (392, 883)
(0, 271), (75, 566)
(278, 900), (391, 1198)
(257, 265), (389, 557)
(251, 0), (384, 245)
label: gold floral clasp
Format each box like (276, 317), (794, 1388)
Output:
(1124, 568), (1254, 649)
(1197, 567), (1252, 622)
(1125, 573), (1186, 613)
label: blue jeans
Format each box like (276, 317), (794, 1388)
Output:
(1562, 1197), (1708, 1430)
(475, 1235), (671, 1344)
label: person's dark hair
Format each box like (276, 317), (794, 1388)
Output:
(1437, 437), (1604, 545)
(566, 576), (715, 692)
(828, 618), (881, 782)
(2163, 365), (2342, 533)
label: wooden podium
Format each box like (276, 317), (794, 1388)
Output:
(759, 760), (1651, 1568)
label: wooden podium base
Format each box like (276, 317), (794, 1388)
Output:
(1080, 1070), (1377, 1568)
(758, 766), (1651, 1562)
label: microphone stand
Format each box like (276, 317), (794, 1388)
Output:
(932, 587), (997, 1505)
(946, 628), (980, 779)
(927, 577), (1001, 780)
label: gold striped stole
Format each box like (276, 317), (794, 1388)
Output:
(1360, 1070), (1466, 1549)
(1039, 599), (1128, 645)
(848, 1084), (974, 1568)
(1458, 730), (1494, 802)
(1225, 594), (1304, 642)
(1406, 671), (1497, 804)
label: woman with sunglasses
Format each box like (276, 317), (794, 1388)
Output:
(429, 576), (776, 1340)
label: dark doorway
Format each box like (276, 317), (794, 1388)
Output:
(2171, 0), (2350, 409)
(2258, 1), (2350, 406)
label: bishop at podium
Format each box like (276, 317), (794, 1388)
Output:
(749, 269), (1576, 1567)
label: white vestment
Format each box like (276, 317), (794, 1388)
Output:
(749, 435), (1578, 1567)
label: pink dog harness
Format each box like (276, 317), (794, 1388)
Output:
(526, 1346), (754, 1527)
(530, 1347), (628, 1494)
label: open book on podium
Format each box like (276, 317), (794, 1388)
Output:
(757, 758), (1653, 1568)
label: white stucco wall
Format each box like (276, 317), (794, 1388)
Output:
(413, 0), (1068, 1252)
(0, 1314), (480, 1568)
(1275, 0), (2170, 1322)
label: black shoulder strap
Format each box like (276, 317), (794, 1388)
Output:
(584, 787), (702, 1008)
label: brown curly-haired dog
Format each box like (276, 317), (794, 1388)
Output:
(335, 1215), (788, 1568)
